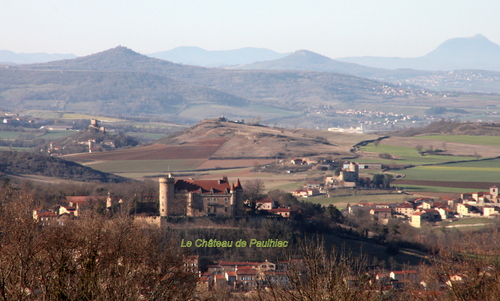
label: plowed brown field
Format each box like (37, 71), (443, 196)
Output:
(67, 139), (227, 161)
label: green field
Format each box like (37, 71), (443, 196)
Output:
(392, 184), (473, 194)
(0, 131), (22, 140)
(400, 165), (500, 183)
(361, 143), (477, 165)
(414, 135), (500, 146)
(447, 217), (493, 225)
(0, 130), (76, 141)
(22, 111), (62, 119)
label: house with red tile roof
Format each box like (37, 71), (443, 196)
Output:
(269, 207), (291, 218)
(394, 203), (415, 218)
(256, 199), (275, 210)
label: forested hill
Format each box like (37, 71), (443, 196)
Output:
(0, 151), (128, 183)
(20, 46), (422, 104)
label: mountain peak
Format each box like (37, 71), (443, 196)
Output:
(96, 45), (142, 57)
(469, 34), (488, 40)
(424, 34), (500, 63)
(287, 50), (332, 63)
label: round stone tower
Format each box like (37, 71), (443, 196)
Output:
(159, 174), (175, 217)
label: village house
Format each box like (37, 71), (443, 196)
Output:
(410, 211), (440, 228)
(269, 207), (291, 218)
(305, 181), (322, 190)
(370, 208), (393, 221)
(33, 210), (58, 226)
(457, 203), (482, 218)
(483, 206), (499, 217)
(358, 163), (383, 170)
(290, 188), (320, 198)
(256, 199), (275, 210)
(394, 203), (415, 218)
(200, 261), (278, 291)
(184, 255), (199, 273)
(325, 162), (359, 188)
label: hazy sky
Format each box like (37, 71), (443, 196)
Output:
(2, 0), (499, 59)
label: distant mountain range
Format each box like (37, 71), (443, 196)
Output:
(1, 42), (498, 129)
(148, 47), (289, 67)
(0, 50), (76, 64)
(2, 34), (499, 73)
(338, 34), (500, 72)
(234, 42), (500, 94)
(0, 46), (440, 129)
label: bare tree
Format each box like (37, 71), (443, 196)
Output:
(256, 238), (379, 301)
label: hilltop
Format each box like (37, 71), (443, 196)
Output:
(153, 117), (379, 159)
(233, 49), (391, 79)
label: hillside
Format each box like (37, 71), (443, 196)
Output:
(64, 118), (379, 178)
(390, 120), (500, 137)
(19, 48), (430, 98)
(235, 49), (500, 94)
(0, 68), (248, 120)
(233, 49), (391, 78)
(5, 46), (498, 130)
(0, 151), (128, 183)
(156, 118), (378, 159)
(21, 46), (422, 104)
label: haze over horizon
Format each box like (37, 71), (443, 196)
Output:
(2, 0), (499, 59)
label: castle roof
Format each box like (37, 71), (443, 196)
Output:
(175, 178), (232, 194)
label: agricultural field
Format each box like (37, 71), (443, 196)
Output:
(375, 136), (500, 158)
(359, 136), (500, 194)
(359, 143), (477, 165)
(0, 129), (76, 141)
(67, 139), (227, 161)
(84, 159), (206, 174)
(0, 131), (23, 140)
(397, 165), (500, 183)
(414, 135), (500, 147)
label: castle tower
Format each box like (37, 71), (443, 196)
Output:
(491, 185), (499, 203)
(106, 191), (112, 210)
(230, 179), (244, 215)
(159, 174), (175, 217)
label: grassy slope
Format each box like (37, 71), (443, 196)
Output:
(414, 135), (500, 146)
